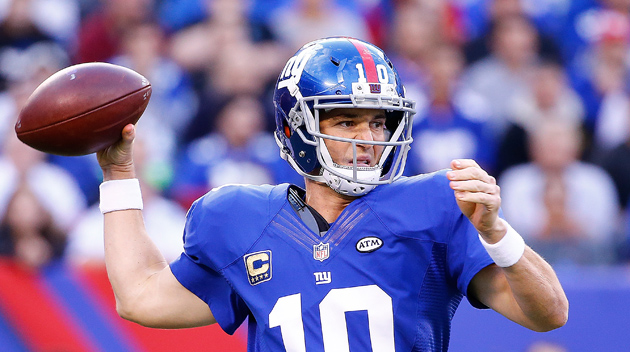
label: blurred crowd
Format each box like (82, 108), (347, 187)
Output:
(0, 0), (629, 270)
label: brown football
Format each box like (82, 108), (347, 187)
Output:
(15, 62), (152, 156)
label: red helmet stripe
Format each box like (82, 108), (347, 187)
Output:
(349, 39), (379, 83)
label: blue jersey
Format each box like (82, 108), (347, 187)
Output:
(169, 170), (494, 352)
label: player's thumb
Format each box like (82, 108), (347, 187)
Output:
(97, 124), (136, 172)
(115, 124), (136, 163)
(121, 124), (136, 146)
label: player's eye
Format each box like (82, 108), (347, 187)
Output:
(371, 119), (386, 130)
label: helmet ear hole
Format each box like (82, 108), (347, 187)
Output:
(385, 111), (404, 133)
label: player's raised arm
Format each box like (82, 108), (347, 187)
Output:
(447, 159), (568, 332)
(97, 124), (215, 328)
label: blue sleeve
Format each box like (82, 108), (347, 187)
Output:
(446, 209), (494, 308)
(422, 171), (494, 307)
(170, 254), (249, 334)
(169, 198), (249, 334)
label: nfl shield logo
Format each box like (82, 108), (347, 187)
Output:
(313, 242), (330, 262)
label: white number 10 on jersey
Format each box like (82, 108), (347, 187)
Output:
(269, 285), (395, 351)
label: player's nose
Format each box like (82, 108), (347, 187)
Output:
(355, 123), (375, 144)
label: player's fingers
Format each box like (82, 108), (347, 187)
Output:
(450, 179), (499, 195)
(453, 189), (501, 209)
(446, 166), (492, 183)
(451, 159), (480, 170)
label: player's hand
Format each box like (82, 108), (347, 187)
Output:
(96, 124), (136, 181)
(447, 159), (506, 243)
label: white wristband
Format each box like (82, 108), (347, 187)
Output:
(99, 179), (143, 214)
(478, 220), (525, 268)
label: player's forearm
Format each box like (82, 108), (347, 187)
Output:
(103, 209), (169, 320)
(502, 247), (569, 332)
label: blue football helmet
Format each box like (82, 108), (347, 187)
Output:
(274, 37), (416, 196)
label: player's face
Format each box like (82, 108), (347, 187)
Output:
(319, 108), (387, 167)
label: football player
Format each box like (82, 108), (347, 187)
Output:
(97, 37), (568, 351)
